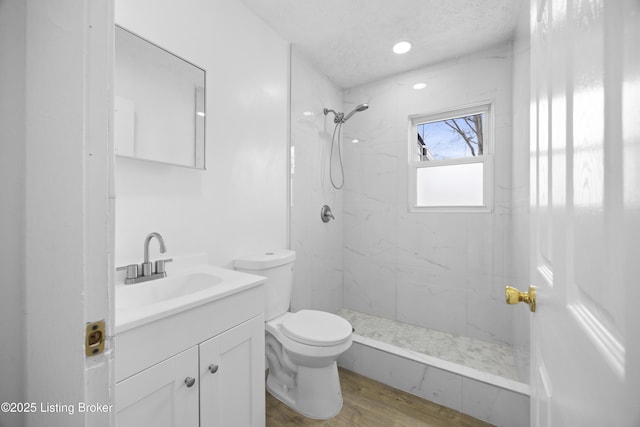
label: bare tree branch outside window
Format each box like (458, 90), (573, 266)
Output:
(443, 115), (483, 156)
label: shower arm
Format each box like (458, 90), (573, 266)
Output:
(323, 108), (344, 124)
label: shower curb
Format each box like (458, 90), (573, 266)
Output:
(338, 336), (530, 427)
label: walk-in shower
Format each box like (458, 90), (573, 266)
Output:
(290, 33), (529, 427)
(323, 103), (369, 189)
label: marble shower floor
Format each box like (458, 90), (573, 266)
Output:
(337, 309), (520, 382)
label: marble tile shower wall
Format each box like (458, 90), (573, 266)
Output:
(510, 12), (532, 382)
(342, 43), (516, 346)
(289, 48), (344, 313)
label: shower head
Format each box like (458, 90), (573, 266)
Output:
(324, 103), (369, 124)
(342, 103), (369, 122)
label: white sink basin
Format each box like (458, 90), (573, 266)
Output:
(115, 264), (265, 333)
(116, 272), (223, 310)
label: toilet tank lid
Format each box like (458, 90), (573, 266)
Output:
(234, 250), (296, 270)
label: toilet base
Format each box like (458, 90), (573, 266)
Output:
(266, 362), (343, 420)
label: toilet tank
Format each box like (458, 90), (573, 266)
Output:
(234, 250), (296, 321)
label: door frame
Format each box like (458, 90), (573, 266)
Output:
(23, 1), (115, 426)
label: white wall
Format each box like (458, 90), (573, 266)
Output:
(0, 1), (26, 426)
(289, 48), (344, 313)
(114, 0), (289, 271)
(342, 43), (516, 346)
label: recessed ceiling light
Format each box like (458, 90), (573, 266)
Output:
(302, 111), (314, 116)
(351, 138), (360, 144)
(413, 83), (426, 90)
(393, 41), (412, 54)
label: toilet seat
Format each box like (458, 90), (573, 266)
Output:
(281, 310), (352, 347)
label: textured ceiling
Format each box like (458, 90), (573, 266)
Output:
(240, 0), (523, 88)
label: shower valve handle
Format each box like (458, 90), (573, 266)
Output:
(321, 205), (335, 223)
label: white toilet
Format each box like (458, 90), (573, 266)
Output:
(234, 250), (353, 420)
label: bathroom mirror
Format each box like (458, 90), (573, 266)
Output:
(114, 25), (206, 169)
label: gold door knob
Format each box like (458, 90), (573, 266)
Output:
(505, 285), (536, 312)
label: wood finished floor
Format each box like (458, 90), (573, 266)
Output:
(266, 368), (495, 427)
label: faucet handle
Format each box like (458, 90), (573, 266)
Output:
(116, 264), (138, 280)
(155, 258), (173, 274)
(141, 262), (153, 277)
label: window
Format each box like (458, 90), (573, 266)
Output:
(409, 102), (493, 211)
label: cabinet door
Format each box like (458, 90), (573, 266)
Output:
(199, 315), (265, 427)
(116, 346), (199, 427)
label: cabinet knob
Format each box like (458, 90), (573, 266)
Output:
(184, 376), (196, 387)
(208, 364), (219, 374)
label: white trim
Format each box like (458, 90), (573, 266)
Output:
(286, 43), (292, 250)
(409, 100), (494, 126)
(85, 2), (116, 426)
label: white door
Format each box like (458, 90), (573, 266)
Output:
(529, 0), (640, 426)
(199, 315), (265, 427)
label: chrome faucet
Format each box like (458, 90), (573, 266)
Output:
(117, 232), (172, 284)
(142, 232), (166, 276)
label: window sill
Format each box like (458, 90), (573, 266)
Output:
(408, 205), (493, 214)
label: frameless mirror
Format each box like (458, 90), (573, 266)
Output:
(114, 25), (206, 169)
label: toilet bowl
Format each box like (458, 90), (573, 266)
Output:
(265, 310), (352, 419)
(233, 250), (353, 420)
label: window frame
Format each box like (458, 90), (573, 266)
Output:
(408, 101), (494, 213)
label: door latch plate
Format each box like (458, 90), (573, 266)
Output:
(86, 320), (105, 357)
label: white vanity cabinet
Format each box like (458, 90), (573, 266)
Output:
(115, 283), (265, 427)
